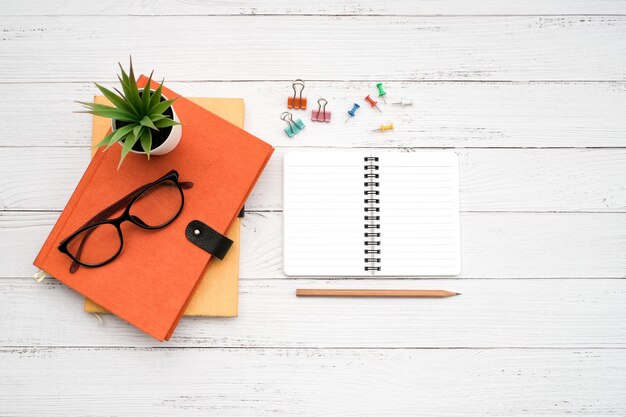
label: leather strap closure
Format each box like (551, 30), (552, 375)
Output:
(185, 220), (233, 260)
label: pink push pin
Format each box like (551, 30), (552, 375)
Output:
(365, 95), (382, 113)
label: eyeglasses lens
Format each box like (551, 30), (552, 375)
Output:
(129, 179), (183, 228)
(66, 223), (121, 265)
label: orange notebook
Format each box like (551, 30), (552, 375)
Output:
(84, 218), (239, 316)
(34, 77), (274, 340)
(83, 97), (244, 317)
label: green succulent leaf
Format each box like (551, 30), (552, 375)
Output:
(148, 80), (164, 112)
(140, 128), (152, 160)
(139, 115), (157, 130)
(94, 131), (116, 149)
(113, 87), (127, 100)
(126, 57), (143, 114)
(117, 74), (133, 102)
(153, 118), (180, 128)
(76, 101), (138, 121)
(94, 83), (139, 118)
(79, 109), (137, 123)
(117, 69), (141, 112)
(141, 71), (154, 113)
(150, 99), (176, 116)
(76, 101), (108, 110)
(118, 132), (133, 148)
(132, 124), (143, 140)
(118, 62), (130, 88)
(105, 124), (137, 150)
(118, 132), (140, 169)
(149, 114), (167, 122)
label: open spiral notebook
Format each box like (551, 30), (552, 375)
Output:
(283, 150), (461, 276)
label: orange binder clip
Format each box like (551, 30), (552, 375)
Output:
(287, 79), (307, 109)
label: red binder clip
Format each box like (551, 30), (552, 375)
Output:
(311, 98), (331, 122)
(287, 79), (307, 109)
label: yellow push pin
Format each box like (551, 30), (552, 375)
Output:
(372, 122), (394, 133)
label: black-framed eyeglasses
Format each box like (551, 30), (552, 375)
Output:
(58, 169), (193, 273)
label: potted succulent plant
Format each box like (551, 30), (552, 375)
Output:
(78, 59), (181, 168)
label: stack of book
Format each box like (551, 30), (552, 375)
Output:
(34, 77), (274, 340)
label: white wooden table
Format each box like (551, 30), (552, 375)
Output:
(1, 1), (626, 415)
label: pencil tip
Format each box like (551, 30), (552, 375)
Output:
(456, 292), (462, 295)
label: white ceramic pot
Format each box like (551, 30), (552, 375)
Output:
(113, 91), (182, 156)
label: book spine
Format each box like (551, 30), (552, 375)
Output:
(364, 156), (381, 273)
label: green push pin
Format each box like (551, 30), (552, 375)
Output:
(376, 82), (387, 104)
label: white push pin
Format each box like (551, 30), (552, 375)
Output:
(392, 99), (413, 107)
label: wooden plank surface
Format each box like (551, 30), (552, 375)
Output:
(4, 1), (626, 16)
(2, 147), (626, 212)
(1, 2), (626, 415)
(2, 277), (625, 348)
(1, 347), (624, 416)
(3, 81), (626, 148)
(4, 211), (626, 279)
(2, 16), (626, 82)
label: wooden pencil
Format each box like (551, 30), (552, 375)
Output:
(295, 289), (460, 298)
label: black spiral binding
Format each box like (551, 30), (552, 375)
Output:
(364, 157), (381, 272)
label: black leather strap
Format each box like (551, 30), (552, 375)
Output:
(185, 220), (233, 260)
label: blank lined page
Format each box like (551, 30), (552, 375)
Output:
(283, 151), (366, 276)
(377, 151), (461, 276)
(283, 150), (461, 277)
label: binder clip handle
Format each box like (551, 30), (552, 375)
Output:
(293, 79), (305, 92)
(288, 79), (307, 109)
(281, 111), (305, 138)
(281, 111), (295, 131)
(312, 98), (331, 122)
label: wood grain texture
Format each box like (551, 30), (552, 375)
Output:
(3, 278), (625, 348)
(3, 81), (626, 148)
(4, 0), (626, 16)
(2, 2), (626, 415)
(1, 347), (625, 416)
(2, 147), (626, 212)
(4, 211), (626, 279)
(2, 16), (626, 82)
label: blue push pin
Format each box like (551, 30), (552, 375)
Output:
(345, 103), (360, 122)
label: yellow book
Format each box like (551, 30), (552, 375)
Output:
(84, 97), (243, 317)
